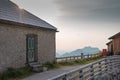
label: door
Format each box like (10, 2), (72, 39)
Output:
(26, 35), (37, 63)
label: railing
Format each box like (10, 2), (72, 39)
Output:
(56, 53), (101, 63)
(49, 55), (120, 80)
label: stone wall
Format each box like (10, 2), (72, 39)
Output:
(0, 22), (56, 71)
(113, 37), (120, 55)
(107, 42), (113, 52)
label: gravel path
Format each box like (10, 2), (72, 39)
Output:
(22, 65), (84, 80)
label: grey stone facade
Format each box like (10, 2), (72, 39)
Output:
(0, 22), (56, 71)
(107, 32), (120, 55)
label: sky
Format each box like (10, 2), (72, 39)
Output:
(11, 0), (120, 52)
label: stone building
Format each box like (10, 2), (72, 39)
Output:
(106, 41), (113, 55)
(107, 32), (120, 55)
(0, 0), (57, 71)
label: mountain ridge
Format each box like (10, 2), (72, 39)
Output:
(56, 46), (101, 58)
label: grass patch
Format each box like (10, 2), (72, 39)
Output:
(0, 56), (102, 80)
(0, 66), (34, 80)
(43, 62), (60, 70)
(43, 56), (103, 70)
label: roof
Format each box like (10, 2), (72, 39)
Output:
(109, 32), (120, 39)
(106, 41), (112, 45)
(0, 0), (57, 31)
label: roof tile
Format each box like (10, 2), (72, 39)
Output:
(0, 0), (57, 30)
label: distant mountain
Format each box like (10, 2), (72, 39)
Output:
(56, 50), (67, 55)
(56, 53), (61, 58)
(60, 46), (101, 57)
(56, 50), (67, 58)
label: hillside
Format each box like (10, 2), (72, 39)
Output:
(56, 46), (100, 57)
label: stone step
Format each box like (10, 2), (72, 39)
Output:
(29, 62), (47, 72)
(29, 62), (41, 66)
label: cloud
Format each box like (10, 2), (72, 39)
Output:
(55, 0), (120, 22)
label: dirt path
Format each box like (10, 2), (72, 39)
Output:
(22, 65), (84, 80)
